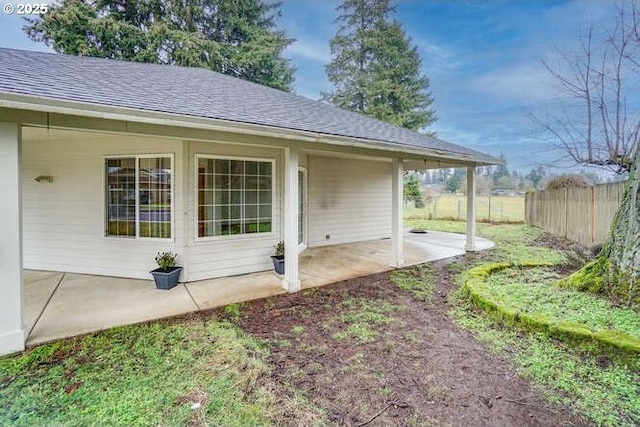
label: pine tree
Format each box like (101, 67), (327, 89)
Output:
(404, 172), (424, 208)
(24, 0), (295, 91)
(492, 153), (510, 185)
(325, 0), (436, 132)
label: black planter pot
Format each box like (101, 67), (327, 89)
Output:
(271, 255), (285, 274)
(150, 266), (182, 290)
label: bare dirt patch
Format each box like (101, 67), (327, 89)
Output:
(533, 232), (582, 252)
(235, 259), (583, 426)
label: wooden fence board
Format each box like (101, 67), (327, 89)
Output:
(592, 183), (624, 243)
(525, 182), (625, 246)
(566, 186), (593, 245)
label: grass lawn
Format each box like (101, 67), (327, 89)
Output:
(479, 266), (639, 336)
(0, 319), (314, 426)
(406, 194), (525, 222)
(1, 221), (638, 425)
(410, 219), (640, 426)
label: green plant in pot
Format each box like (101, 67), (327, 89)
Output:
(271, 241), (285, 274)
(150, 251), (182, 290)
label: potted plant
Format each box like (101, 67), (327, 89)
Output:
(271, 241), (285, 274)
(150, 251), (182, 290)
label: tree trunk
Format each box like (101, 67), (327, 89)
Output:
(559, 150), (639, 307)
(604, 149), (640, 306)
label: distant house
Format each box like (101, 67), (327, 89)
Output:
(0, 48), (498, 355)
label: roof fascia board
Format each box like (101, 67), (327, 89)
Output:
(0, 94), (496, 165)
(0, 95), (319, 142)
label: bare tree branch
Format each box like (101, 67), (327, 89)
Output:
(531, 0), (639, 174)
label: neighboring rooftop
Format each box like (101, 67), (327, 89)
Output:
(0, 48), (497, 164)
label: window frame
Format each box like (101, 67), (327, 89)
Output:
(194, 154), (276, 242)
(103, 153), (175, 241)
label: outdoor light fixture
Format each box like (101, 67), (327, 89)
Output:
(34, 175), (54, 183)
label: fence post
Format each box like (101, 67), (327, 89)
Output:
(457, 199), (461, 220)
(591, 185), (595, 246)
(564, 188), (568, 239)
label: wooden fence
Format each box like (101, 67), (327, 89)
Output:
(525, 181), (625, 246)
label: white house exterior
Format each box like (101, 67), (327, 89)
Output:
(0, 48), (499, 355)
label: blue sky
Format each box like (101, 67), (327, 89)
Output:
(0, 0), (622, 173)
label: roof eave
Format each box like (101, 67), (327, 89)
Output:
(0, 92), (500, 166)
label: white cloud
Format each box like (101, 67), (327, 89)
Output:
(469, 62), (557, 104)
(285, 39), (331, 63)
(413, 37), (464, 75)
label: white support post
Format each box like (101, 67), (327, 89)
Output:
(283, 146), (300, 292)
(465, 165), (477, 251)
(391, 158), (404, 267)
(0, 122), (25, 355)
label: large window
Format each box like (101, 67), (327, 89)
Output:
(197, 156), (273, 238)
(105, 156), (172, 239)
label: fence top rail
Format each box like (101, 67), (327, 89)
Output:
(526, 180), (626, 196)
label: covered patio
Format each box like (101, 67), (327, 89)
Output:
(25, 230), (493, 346)
(1, 49), (501, 356)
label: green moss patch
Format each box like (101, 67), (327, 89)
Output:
(463, 262), (640, 358)
(558, 255), (640, 307)
(557, 257), (606, 293)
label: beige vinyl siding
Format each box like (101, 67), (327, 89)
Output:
(308, 156), (391, 247)
(185, 141), (283, 281)
(22, 129), (185, 280)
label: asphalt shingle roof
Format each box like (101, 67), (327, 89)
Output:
(0, 48), (496, 163)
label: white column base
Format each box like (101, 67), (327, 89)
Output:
(0, 330), (25, 356)
(282, 278), (301, 293)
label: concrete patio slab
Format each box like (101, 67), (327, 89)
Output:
(24, 230), (494, 346)
(27, 273), (198, 346)
(23, 270), (64, 335)
(186, 271), (285, 310)
(300, 245), (390, 284)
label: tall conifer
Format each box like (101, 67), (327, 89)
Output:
(325, 0), (436, 131)
(25, 0), (295, 91)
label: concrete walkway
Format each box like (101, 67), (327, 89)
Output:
(24, 231), (493, 346)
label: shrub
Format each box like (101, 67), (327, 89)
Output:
(544, 174), (590, 190)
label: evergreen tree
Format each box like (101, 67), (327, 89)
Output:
(492, 153), (510, 185)
(445, 168), (465, 193)
(525, 166), (546, 190)
(325, 0), (436, 132)
(24, 0), (295, 91)
(404, 172), (424, 208)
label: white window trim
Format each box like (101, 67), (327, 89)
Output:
(194, 154), (276, 242)
(103, 153), (175, 241)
